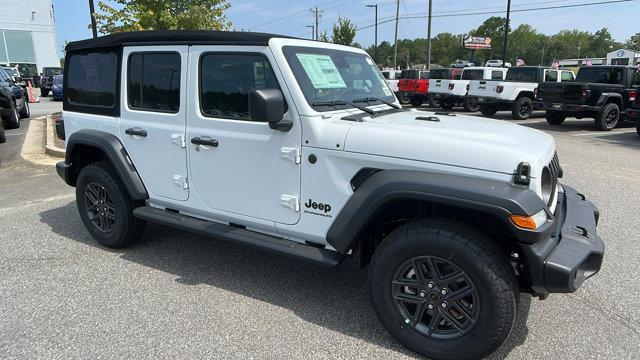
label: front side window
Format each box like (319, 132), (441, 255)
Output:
(67, 52), (117, 108)
(545, 70), (558, 82)
(561, 71), (575, 82)
(128, 52), (181, 113)
(283, 46), (394, 111)
(200, 53), (281, 120)
(462, 70), (483, 80)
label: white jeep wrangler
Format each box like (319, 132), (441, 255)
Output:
(56, 31), (604, 360)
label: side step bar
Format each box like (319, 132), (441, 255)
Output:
(133, 206), (345, 267)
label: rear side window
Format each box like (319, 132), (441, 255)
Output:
(67, 52), (117, 108)
(561, 71), (575, 82)
(506, 68), (537, 82)
(200, 53), (281, 120)
(429, 69), (449, 79)
(545, 70), (558, 82)
(575, 68), (624, 84)
(462, 70), (483, 80)
(632, 70), (640, 86)
(491, 70), (504, 80)
(128, 52), (181, 113)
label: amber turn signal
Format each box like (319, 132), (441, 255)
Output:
(509, 215), (538, 230)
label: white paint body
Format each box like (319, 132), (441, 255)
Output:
(381, 69), (402, 92)
(469, 69), (575, 102)
(430, 67), (507, 96)
(63, 38), (558, 249)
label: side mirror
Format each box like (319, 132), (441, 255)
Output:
(14, 76), (22, 83)
(249, 89), (291, 132)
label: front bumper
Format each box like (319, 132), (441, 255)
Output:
(519, 185), (604, 297)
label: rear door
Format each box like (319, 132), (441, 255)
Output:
(119, 46), (189, 201)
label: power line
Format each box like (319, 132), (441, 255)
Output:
(355, 0), (636, 31)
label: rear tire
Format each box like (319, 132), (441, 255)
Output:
(410, 97), (423, 108)
(440, 100), (454, 110)
(636, 121), (640, 137)
(0, 118), (5, 143)
(545, 111), (566, 126)
(368, 219), (517, 360)
(76, 161), (146, 248)
(41, 89), (49, 97)
(429, 96), (440, 108)
(463, 98), (479, 112)
(5, 100), (20, 129)
(19, 99), (30, 119)
(594, 103), (620, 131)
(480, 104), (498, 116)
(398, 94), (410, 105)
(511, 97), (533, 120)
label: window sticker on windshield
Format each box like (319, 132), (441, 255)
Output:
(295, 53), (347, 89)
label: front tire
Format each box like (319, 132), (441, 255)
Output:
(19, 99), (30, 119)
(398, 94), (410, 105)
(594, 103), (620, 131)
(512, 97), (533, 120)
(368, 219), (517, 360)
(545, 111), (566, 125)
(463, 98), (479, 112)
(440, 100), (454, 110)
(76, 161), (146, 248)
(410, 97), (423, 108)
(636, 121), (640, 137)
(5, 100), (20, 129)
(0, 117), (5, 143)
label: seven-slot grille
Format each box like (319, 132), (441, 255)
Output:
(547, 152), (561, 207)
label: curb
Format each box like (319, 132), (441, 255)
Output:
(45, 115), (65, 158)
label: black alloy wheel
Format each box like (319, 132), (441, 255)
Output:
(83, 181), (116, 233)
(392, 255), (479, 339)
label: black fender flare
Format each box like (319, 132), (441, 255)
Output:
(60, 129), (148, 200)
(595, 92), (623, 107)
(326, 170), (547, 254)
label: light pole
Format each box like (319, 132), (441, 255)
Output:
(393, 0), (399, 69)
(306, 25), (315, 41)
(426, 0), (433, 69)
(88, 0), (97, 38)
(501, 0), (511, 65)
(366, 4), (378, 64)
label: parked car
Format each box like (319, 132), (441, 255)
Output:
(2, 67), (25, 87)
(626, 83), (640, 136)
(57, 30), (604, 360)
(429, 67), (507, 111)
(427, 68), (462, 107)
(450, 59), (473, 68)
(485, 60), (512, 67)
(380, 69), (402, 94)
(0, 67), (29, 130)
(40, 66), (63, 97)
(397, 69), (430, 106)
(536, 66), (640, 130)
(51, 75), (64, 101)
(470, 66), (575, 119)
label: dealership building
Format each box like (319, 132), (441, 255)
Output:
(0, 0), (59, 79)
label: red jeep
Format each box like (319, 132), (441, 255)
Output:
(397, 69), (430, 107)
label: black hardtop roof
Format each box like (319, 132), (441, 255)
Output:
(508, 66), (550, 70)
(65, 30), (298, 52)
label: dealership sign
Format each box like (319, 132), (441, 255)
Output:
(463, 35), (492, 49)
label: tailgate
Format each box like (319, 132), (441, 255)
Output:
(537, 82), (586, 104)
(429, 79), (448, 94)
(468, 80), (499, 97)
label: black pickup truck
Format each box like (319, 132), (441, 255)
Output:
(536, 66), (640, 131)
(627, 85), (640, 136)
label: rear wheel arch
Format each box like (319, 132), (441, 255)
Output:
(64, 130), (148, 200)
(515, 91), (534, 100)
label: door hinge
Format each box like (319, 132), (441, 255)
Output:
(173, 175), (189, 189)
(280, 147), (301, 164)
(280, 194), (300, 212)
(171, 133), (186, 148)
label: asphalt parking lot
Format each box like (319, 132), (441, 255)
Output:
(1, 102), (639, 359)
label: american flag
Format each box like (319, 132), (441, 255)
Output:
(516, 58), (525, 66)
(584, 58), (593, 67)
(551, 59), (559, 69)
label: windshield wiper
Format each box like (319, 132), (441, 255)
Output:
(353, 97), (401, 109)
(311, 100), (376, 115)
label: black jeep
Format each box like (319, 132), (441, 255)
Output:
(537, 66), (640, 130)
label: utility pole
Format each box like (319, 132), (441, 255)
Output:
(306, 25), (315, 41)
(501, 0), (511, 65)
(366, 4), (378, 64)
(311, 7), (323, 42)
(393, 0), (399, 69)
(88, 0), (97, 38)
(426, 0), (433, 69)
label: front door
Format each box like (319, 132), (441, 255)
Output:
(187, 46), (302, 225)
(120, 46), (189, 201)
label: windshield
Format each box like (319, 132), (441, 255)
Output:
(3, 68), (18, 76)
(575, 67), (624, 84)
(283, 46), (394, 110)
(44, 67), (63, 77)
(53, 75), (63, 85)
(462, 70), (484, 80)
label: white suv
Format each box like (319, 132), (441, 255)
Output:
(56, 31), (604, 360)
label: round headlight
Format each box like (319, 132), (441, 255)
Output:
(540, 166), (554, 207)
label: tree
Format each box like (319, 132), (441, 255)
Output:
(95, 0), (231, 34)
(472, 16), (508, 61)
(319, 30), (330, 43)
(331, 17), (357, 46)
(626, 33), (640, 50)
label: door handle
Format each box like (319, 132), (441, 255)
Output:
(125, 128), (147, 137)
(191, 137), (218, 147)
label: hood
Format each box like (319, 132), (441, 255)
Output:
(343, 109), (555, 176)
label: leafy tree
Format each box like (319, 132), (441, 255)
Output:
(95, 0), (231, 34)
(319, 30), (330, 43)
(331, 18), (357, 46)
(626, 33), (640, 50)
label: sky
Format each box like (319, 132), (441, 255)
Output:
(53, 0), (640, 56)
